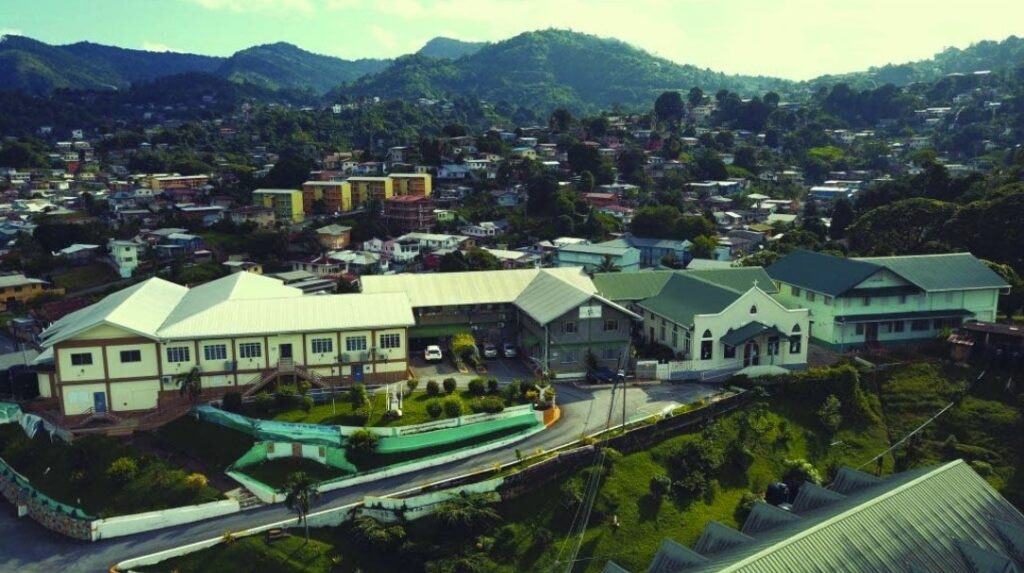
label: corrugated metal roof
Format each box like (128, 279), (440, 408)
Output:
(360, 267), (596, 308)
(513, 272), (640, 325)
(637, 274), (743, 327)
(766, 250), (880, 297)
(593, 271), (675, 301)
(663, 461), (1024, 573)
(688, 268), (778, 295)
(856, 253), (1008, 292)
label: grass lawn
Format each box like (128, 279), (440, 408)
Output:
(248, 389), (510, 427)
(0, 424), (222, 518)
(240, 458), (352, 490)
(138, 534), (338, 573)
(153, 415), (255, 474)
(53, 262), (120, 292)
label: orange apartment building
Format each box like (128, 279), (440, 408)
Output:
(384, 195), (436, 233)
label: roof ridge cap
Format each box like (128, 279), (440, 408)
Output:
(680, 271), (744, 294)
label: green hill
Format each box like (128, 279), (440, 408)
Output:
(214, 42), (388, 93)
(416, 37), (486, 59)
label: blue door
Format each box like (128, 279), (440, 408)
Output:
(353, 364), (364, 382)
(93, 391), (107, 414)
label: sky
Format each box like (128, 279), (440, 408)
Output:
(1, 0), (1022, 80)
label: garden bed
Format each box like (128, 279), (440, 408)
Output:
(239, 458), (352, 490)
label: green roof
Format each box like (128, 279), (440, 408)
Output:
(592, 271), (675, 301)
(768, 250), (1008, 297)
(720, 322), (786, 347)
(856, 253), (1009, 292)
(637, 274), (743, 327)
(688, 268), (778, 295)
(626, 460), (1024, 573)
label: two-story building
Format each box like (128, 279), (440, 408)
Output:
(0, 274), (63, 311)
(108, 239), (145, 279)
(767, 250), (1008, 351)
(252, 188), (305, 223)
(554, 243), (641, 273)
(34, 273), (414, 425)
(594, 268), (810, 379)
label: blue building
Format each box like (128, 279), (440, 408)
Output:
(553, 243), (641, 273)
(598, 236), (692, 268)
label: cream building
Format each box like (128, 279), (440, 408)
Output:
(35, 273), (413, 421)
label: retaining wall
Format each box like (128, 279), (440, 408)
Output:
(91, 499), (240, 541)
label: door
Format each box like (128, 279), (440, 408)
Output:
(744, 342), (760, 368)
(93, 391), (107, 414)
(279, 343), (293, 359)
(353, 363), (364, 382)
(865, 323), (879, 344)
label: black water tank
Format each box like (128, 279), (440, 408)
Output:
(766, 482), (789, 506)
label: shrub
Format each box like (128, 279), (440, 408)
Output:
(505, 380), (522, 401)
(106, 456), (139, 484)
(524, 389), (539, 402)
(560, 479), (584, 509)
(735, 491), (763, 522)
(543, 386), (556, 402)
(348, 429), (380, 454)
(221, 392), (242, 412)
(274, 385), (296, 408)
(782, 458), (822, 491)
(427, 401), (443, 418)
(471, 396), (505, 414)
(817, 394), (843, 433)
(352, 516), (406, 549)
(350, 383), (368, 407)
(487, 379), (499, 394)
(300, 395), (314, 412)
(443, 378), (458, 394)
(602, 448), (623, 473)
(186, 473), (209, 489)
(351, 405), (370, 425)
(426, 380), (441, 396)
(649, 474), (672, 497)
(254, 391), (272, 414)
(443, 396), (464, 417)
(468, 378), (486, 396)
(406, 379), (419, 394)
(520, 381), (538, 399)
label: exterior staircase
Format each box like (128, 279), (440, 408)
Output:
(226, 487), (263, 510)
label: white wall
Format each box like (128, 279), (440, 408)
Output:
(91, 499), (240, 541)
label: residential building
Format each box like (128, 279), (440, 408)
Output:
(34, 273), (413, 423)
(554, 243), (641, 273)
(146, 174), (209, 192)
(0, 274), (62, 311)
(388, 173), (432, 197)
(52, 243), (99, 265)
(607, 460), (1024, 573)
(767, 250), (1008, 350)
(361, 267), (639, 378)
(396, 232), (470, 252)
(363, 237), (420, 263)
(228, 206), (276, 228)
(594, 268), (808, 379)
(460, 221), (506, 239)
(252, 188), (305, 223)
(347, 177), (394, 206)
(108, 239), (145, 279)
(301, 181), (351, 213)
(384, 195), (436, 233)
(316, 224), (352, 250)
(599, 236), (692, 268)
(222, 260), (263, 274)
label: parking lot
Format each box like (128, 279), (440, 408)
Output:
(409, 352), (535, 387)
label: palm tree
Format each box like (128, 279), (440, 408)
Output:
(285, 472), (320, 542)
(433, 492), (501, 530)
(175, 366), (202, 407)
(595, 255), (620, 274)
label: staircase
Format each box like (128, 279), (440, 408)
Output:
(242, 363), (327, 397)
(226, 487), (263, 510)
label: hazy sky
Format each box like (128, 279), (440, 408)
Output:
(2, 0), (1022, 79)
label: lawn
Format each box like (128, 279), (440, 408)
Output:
(153, 415), (255, 474)
(139, 534), (338, 573)
(53, 262), (120, 292)
(0, 424), (222, 518)
(240, 458), (352, 490)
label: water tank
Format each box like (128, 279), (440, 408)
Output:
(766, 482), (789, 506)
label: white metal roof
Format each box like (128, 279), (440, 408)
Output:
(360, 267), (596, 308)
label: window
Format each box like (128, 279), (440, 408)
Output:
(346, 336), (367, 352)
(791, 286), (801, 297)
(603, 319), (618, 332)
(806, 292), (816, 302)
(239, 343), (262, 359)
(70, 352), (93, 366)
(792, 324), (801, 334)
(700, 340), (713, 360)
(844, 298), (852, 308)
(899, 295), (907, 304)
(702, 329), (712, 339)
(855, 323), (865, 336)
(671, 331), (678, 347)
(380, 333), (401, 349)
(119, 350), (141, 363)
(561, 350), (579, 364)
(893, 320), (905, 333)
(789, 336), (802, 354)
(166, 346), (190, 363)
(749, 305), (758, 314)
(311, 338), (333, 354)
(933, 319), (944, 330)
(204, 344), (227, 361)
(563, 321), (577, 334)
(911, 320), (930, 332)
(767, 337), (780, 356)
(863, 297), (871, 307)
(660, 325), (666, 341)
(882, 322), (892, 333)
(724, 344), (736, 359)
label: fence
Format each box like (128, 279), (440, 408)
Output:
(340, 404), (537, 437)
(226, 441), (358, 504)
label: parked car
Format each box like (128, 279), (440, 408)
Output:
(483, 342), (498, 359)
(424, 345), (443, 362)
(502, 342), (517, 358)
(586, 367), (620, 384)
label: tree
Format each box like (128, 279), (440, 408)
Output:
(567, 143), (602, 176)
(434, 493), (501, 531)
(284, 472), (320, 542)
(847, 198), (958, 255)
(800, 200), (828, 241)
(348, 428), (380, 454)
(578, 170), (595, 193)
(817, 394), (843, 433)
(175, 366), (202, 407)
(526, 173), (560, 215)
(549, 108), (573, 132)
(654, 91), (685, 126)
(259, 151), (313, 189)
(595, 255), (620, 274)
(687, 87), (704, 108)
(829, 197), (855, 240)
(690, 235), (718, 259)
(675, 215), (716, 242)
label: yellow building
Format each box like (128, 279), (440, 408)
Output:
(389, 173), (432, 197)
(0, 274), (63, 311)
(347, 177), (394, 206)
(35, 273), (414, 423)
(252, 188), (305, 223)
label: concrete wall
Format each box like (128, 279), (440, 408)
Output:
(91, 499), (240, 541)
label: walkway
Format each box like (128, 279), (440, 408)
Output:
(0, 382), (720, 573)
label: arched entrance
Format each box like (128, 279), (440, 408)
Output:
(744, 341), (760, 367)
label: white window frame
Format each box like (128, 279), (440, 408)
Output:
(311, 337), (333, 354)
(204, 344), (227, 361)
(239, 342), (262, 359)
(166, 346), (191, 363)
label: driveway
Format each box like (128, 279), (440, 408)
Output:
(0, 381), (722, 573)
(409, 355), (534, 388)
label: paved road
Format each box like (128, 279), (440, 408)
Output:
(0, 382), (720, 573)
